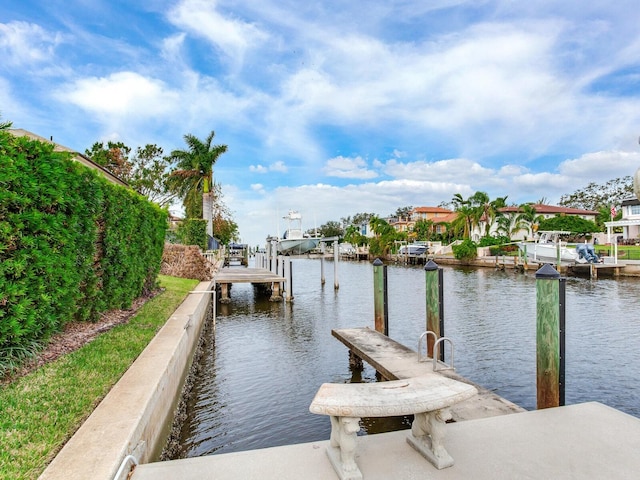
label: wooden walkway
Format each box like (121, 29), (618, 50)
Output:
(214, 267), (285, 302)
(332, 327), (525, 421)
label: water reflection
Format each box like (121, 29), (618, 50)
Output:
(174, 259), (640, 458)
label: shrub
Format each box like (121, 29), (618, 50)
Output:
(452, 239), (478, 261)
(0, 131), (166, 371)
(176, 219), (207, 250)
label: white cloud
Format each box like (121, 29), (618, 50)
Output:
(56, 72), (179, 117)
(324, 156), (378, 179)
(168, 0), (268, 67)
(250, 164), (268, 173)
(270, 160), (288, 173)
(558, 150), (640, 179)
(0, 21), (63, 67)
(250, 161), (288, 174)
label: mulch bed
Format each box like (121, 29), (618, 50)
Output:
(1, 289), (161, 386)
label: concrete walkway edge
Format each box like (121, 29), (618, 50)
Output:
(39, 279), (215, 480)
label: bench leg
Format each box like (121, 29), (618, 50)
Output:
(326, 416), (362, 480)
(407, 408), (454, 469)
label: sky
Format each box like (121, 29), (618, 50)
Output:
(2, 1), (640, 246)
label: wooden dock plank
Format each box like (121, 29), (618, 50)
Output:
(214, 267), (284, 284)
(332, 327), (525, 421)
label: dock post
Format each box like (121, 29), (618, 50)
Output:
(271, 240), (278, 274)
(320, 242), (326, 285)
(424, 260), (444, 361)
(373, 258), (388, 335)
(289, 259), (293, 302)
(535, 264), (566, 409)
(333, 240), (339, 290)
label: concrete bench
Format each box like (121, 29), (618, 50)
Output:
(309, 375), (477, 480)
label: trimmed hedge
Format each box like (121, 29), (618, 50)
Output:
(176, 218), (207, 250)
(0, 131), (167, 369)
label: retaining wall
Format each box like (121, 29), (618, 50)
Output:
(39, 280), (214, 480)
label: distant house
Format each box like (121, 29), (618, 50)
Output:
(8, 128), (128, 187)
(475, 204), (599, 241)
(498, 204), (598, 222)
(388, 206), (455, 236)
(604, 198), (640, 243)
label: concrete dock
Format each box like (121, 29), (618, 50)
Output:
(131, 402), (640, 479)
(332, 327), (524, 420)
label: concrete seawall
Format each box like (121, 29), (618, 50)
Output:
(39, 279), (215, 480)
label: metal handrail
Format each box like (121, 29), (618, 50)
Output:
(418, 331), (455, 371)
(433, 337), (455, 372)
(417, 331), (437, 362)
(113, 454), (138, 480)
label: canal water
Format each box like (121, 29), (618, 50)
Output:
(173, 259), (640, 458)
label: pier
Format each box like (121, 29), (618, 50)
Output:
(331, 327), (524, 421)
(214, 266), (285, 302)
(128, 327), (640, 480)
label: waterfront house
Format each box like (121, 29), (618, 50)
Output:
(475, 204), (600, 242)
(604, 197), (640, 244)
(388, 206), (455, 238)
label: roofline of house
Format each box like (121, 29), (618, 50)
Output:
(7, 128), (129, 187)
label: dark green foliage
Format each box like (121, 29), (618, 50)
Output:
(538, 215), (600, 234)
(452, 239), (478, 261)
(176, 219), (207, 250)
(0, 131), (166, 372)
(478, 235), (511, 247)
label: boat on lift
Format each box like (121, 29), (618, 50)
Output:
(518, 231), (599, 264)
(275, 211), (321, 255)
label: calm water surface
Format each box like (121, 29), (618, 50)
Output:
(174, 259), (640, 458)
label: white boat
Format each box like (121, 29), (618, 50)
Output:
(276, 211), (321, 255)
(518, 231), (599, 264)
(398, 244), (428, 255)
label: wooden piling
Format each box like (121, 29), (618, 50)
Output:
(424, 260), (443, 359)
(535, 263), (565, 409)
(320, 242), (326, 285)
(333, 240), (339, 290)
(373, 258), (388, 335)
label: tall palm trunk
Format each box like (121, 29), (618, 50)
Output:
(203, 174), (213, 238)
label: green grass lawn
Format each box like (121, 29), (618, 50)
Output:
(0, 275), (199, 480)
(595, 244), (640, 260)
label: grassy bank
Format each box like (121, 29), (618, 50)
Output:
(0, 275), (199, 480)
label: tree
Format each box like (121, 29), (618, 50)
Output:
(368, 216), (402, 257)
(311, 221), (344, 238)
(495, 213), (527, 239)
(128, 144), (175, 207)
(343, 225), (368, 246)
(413, 219), (435, 241)
(85, 141), (133, 180)
(0, 115), (12, 130)
(517, 203), (544, 238)
(559, 177), (633, 211)
(393, 206), (413, 220)
(450, 193), (474, 239)
(538, 215), (600, 235)
(341, 212), (375, 229)
(169, 131), (228, 237)
(85, 141), (175, 207)
(212, 215), (239, 245)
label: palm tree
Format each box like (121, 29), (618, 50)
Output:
(169, 131), (227, 237)
(517, 203), (544, 239)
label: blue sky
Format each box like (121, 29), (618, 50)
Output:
(2, 0), (640, 246)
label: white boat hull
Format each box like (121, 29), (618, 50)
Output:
(277, 238), (320, 255)
(518, 242), (585, 264)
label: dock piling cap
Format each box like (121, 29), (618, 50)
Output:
(373, 258), (383, 266)
(535, 263), (560, 279)
(424, 259), (439, 271)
